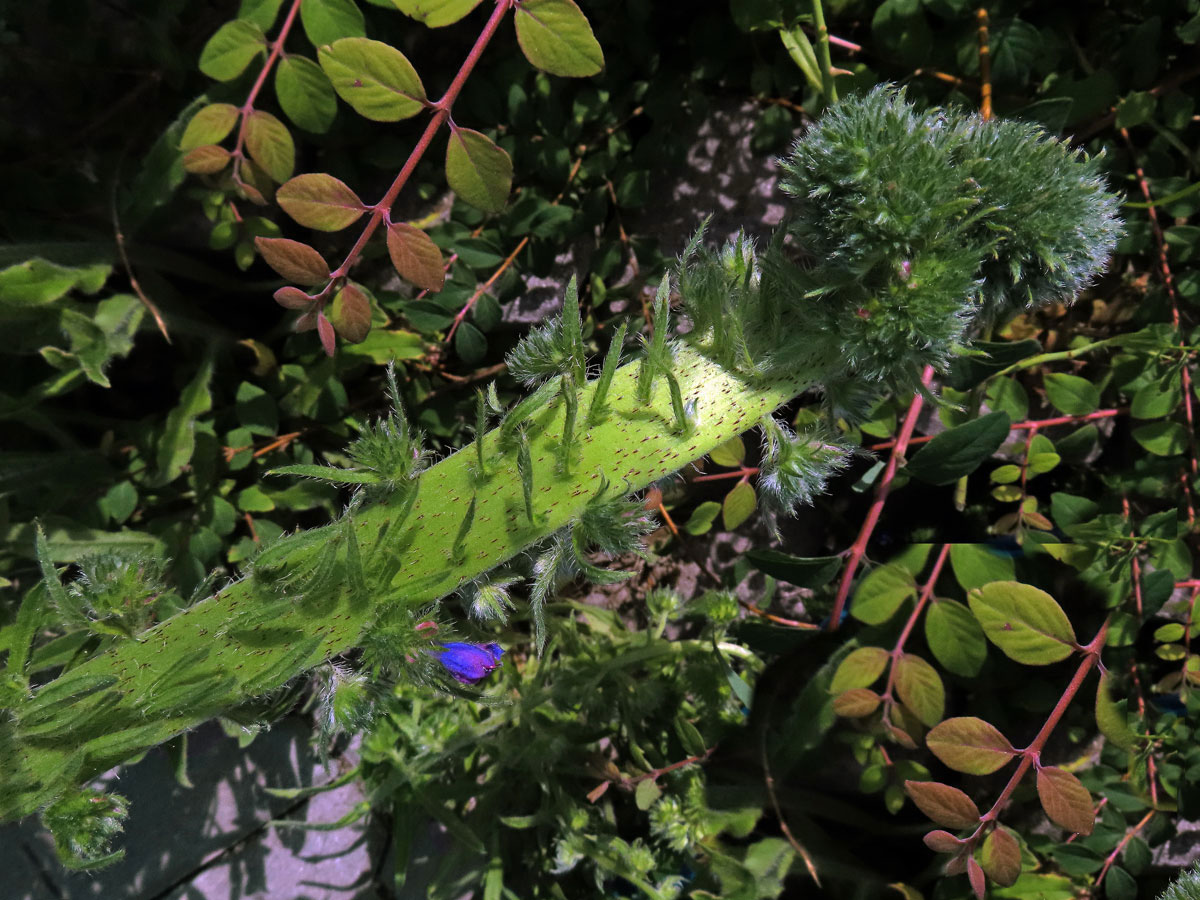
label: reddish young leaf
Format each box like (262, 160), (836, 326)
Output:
(386, 222), (446, 292)
(832, 688), (881, 718)
(1036, 766), (1095, 835)
(237, 158), (274, 205)
(926, 717), (1017, 775)
(277, 173), (366, 232)
(183, 145), (232, 175)
(274, 286), (316, 310)
(316, 310), (337, 356)
(894, 652), (945, 727)
(923, 830), (964, 853)
(979, 827), (1022, 887)
(904, 780), (981, 829)
(254, 238), (331, 285)
(967, 855), (986, 900)
(888, 701), (926, 749)
(328, 283), (372, 343)
(244, 109), (295, 183)
(829, 646), (889, 694)
(944, 853), (968, 876)
(295, 309), (318, 331)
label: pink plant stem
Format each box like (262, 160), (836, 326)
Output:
(1178, 580), (1200, 589)
(867, 408), (1123, 452)
(971, 618), (1110, 836)
(881, 544), (950, 703)
(1095, 810), (1156, 888)
(232, 0), (304, 161)
(328, 0), (512, 282)
(693, 466), (760, 483)
(828, 365), (935, 631)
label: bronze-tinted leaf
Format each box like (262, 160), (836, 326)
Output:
(277, 173), (365, 232)
(979, 827), (1021, 887)
(904, 780), (981, 829)
(386, 222), (445, 292)
(887, 701), (926, 749)
(274, 286), (315, 310)
(183, 145), (232, 175)
(254, 237), (330, 285)
(967, 856), (986, 900)
(328, 283), (371, 343)
(1036, 766), (1094, 835)
(923, 830), (964, 853)
(926, 717), (1016, 775)
(316, 310), (336, 356)
(829, 646), (889, 694)
(832, 688), (881, 718)
(893, 652), (945, 727)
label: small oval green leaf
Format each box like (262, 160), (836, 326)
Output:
(514, 0), (604, 77)
(199, 19), (267, 82)
(445, 127), (513, 213)
(967, 581), (1077, 664)
(318, 37), (426, 121)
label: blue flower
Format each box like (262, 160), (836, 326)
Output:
(435, 642), (504, 685)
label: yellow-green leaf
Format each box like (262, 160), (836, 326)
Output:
(851, 563), (916, 625)
(1043, 372), (1099, 416)
(926, 717), (1016, 775)
(329, 283), (372, 343)
(277, 173), (365, 231)
(244, 110), (295, 183)
(390, 0), (484, 28)
(275, 54), (338, 133)
(199, 20), (267, 81)
(894, 653), (945, 727)
(386, 222), (445, 292)
(903, 780), (981, 829)
(710, 435), (745, 468)
(180, 103), (240, 151)
(514, 0), (604, 77)
(318, 37), (426, 122)
(445, 127), (513, 213)
(925, 598), (987, 677)
(300, 0), (365, 46)
(1095, 671), (1136, 752)
(722, 480), (756, 530)
(967, 581), (1077, 664)
(1036, 766), (1094, 835)
(830, 646), (889, 693)
(979, 827), (1022, 887)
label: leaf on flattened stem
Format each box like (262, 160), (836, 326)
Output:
(903, 411), (1011, 486)
(832, 688), (881, 718)
(199, 19), (267, 81)
(721, 480), (756, 530)
(1095, 671), (1137, 751)
(923, 830), (964, 853)
(926, 717), (1016, 775)
(925, 598), (988, 677)
(851, 563), (917, 625)
(183, 145), (232, 175)
(244, 110), (295, 183)
(274, 286), (315, 309)
(903, 780), (981, 829)
(894, 653), (945, 727)
(329, 284), (372, 343)
(967, 855), (986, 900)
(514, 0), (604, 77)
(386, 222), (445, 292)
(316, 310), (336, 356)
(391, 0), (484, 28)
(979, 826), (1021, 887)
(275, 55), (338, 134)
(318, 37), (426, 122)
(445, 127), (513, 213)
(1036, 766), (1094, 835)
(180, 103), (240, 151)
(967, 581), (1077, 664)
(829, 646), (890, 693)
(277, 173), (365, 231)
(300, 0), (365, 46)
(254, 237), (330, 285)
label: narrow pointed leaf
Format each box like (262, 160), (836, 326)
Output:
(894, 653), (945, 727)
(979, 827), (1021, 887)
(829, 646), (889, 693)
(254, 237), (330, 285)
(967, 581), (1077, 664)
(199, 19), (267, 81)
(391, 0), (484, 27)
(1036, 766), (1094, 835)
(180, 103), (240, 151)
(318, 37), (426, 121)
(386, 223), (445, 292)
(183, 145), (232, 175)
(967, 856), (986, 900)
(445, 127), (513, 213)
(274, 286), (316, 310)
(903, 780), (981, 829)
(244, 110), (295, 183)
(832, 688), (881, 718)
(275, 55), (338, 133)
(316, 310), (336, 356)
(926, 717), (1016, 775)
(904, 411), (1011, 485)
(300, 0), (365, 46)
(514, 0), (604, 77)
(277, 173), (366, 231)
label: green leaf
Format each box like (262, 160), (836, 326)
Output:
(685, 500), (721, 536)
(722, 480), (756, 530)
(744, 550), (840, 588)
(850, 563), (916, 625)
(1133, 420), (1188, 456)
(904, 412), (1011, 486)
(979, 827), (1022, 888)
(710, 435), (745, 468)
(967, 581), (1077, 664)
(275, 55), (338, 133)
(1115, 91), (1156, 129)
(925, 599), (987, 678)
(1131, 380), (1182, 419)
(179, 103), (240, 151)
(387, 223), (446, 292)
(871, 0), (931, 67)
(1043, 373), (1100, 416)
(1105, 866), (1137, 900)
(254, 237), (330, 285)
(926, 717), (1016, 775)
(894, 653), (945, 726)
(99, 481), (138, 525)
(300, 0), (366, 46)
(455, 321), (487, 364)
(446, 128), (513, 213)
(239, 0), (285, 30)
(634, 779), (661, 810)
(1095, 671), (1136, 752)
(0, 258), (111, 310)
(903, 780), (980, 829)
(277, 173), (365, 231)
(829, 646), (889, 694)
(318, 37), (426, 121)
(199, 19), (267, 82)
(949, 544), (1015, 591)
(1036, 766), (1094, 835)
(514, 0), (604, 77)
(243, 110), (295, 183)
(389, 0), (484, 27)
(329, 284), (372, 343)
(156, 355), (215, 484)
(237, 485), (276, 512)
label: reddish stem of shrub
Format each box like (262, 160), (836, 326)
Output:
(232, 0), (303, 164)
(880, 544), (950, 708)
(867, 407), (1123, 452)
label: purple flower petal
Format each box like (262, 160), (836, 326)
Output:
(435, 642), (504, 685)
